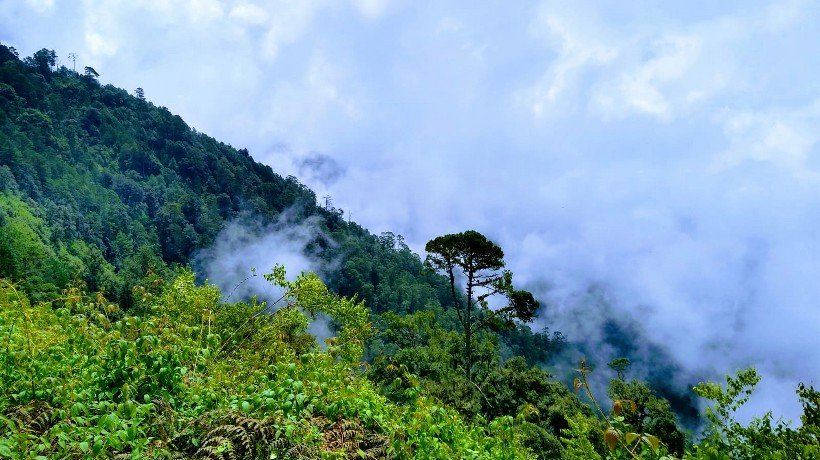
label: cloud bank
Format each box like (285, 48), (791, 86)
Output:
(4, 0), (820, 423)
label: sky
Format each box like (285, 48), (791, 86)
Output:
(3, 0), (820, 422)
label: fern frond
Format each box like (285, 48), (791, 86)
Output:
(7, 400), (56, 436)
(193, 411), (280, 460)
(284, 444), (320, 459)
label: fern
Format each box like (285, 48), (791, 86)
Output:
(151, 397), (175, 443)
(310, 416), (389, 459)
(195, 411), (280, 460)
(7, 400), (56, 436)
(283, 444), (321, 459)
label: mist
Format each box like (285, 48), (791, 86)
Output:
(505, 171), (820, 424)
(193, 212), (337, 345)
(6, 0), (820, 425)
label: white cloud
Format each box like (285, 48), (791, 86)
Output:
(517, 2), (617, 118)
(591, 13), (750, 121)
(436, 16), (462, 34)
(80, 0), (127, 60)
(84, 30), (117, 57)
(24, 0), (54, 14)
(350, 0), (391, 20)
(229, 2), (269, 26)
(127, 0), (223, 25)
(761, 0), (811, 32)
(594, 32), (707, 120)
(195, 216), (332, 304)
(186, 0), (224, 24)
(260, 0), (329, 60)
(78, 0), (240, 61)
(711, 100), (820, 175)
(258, 51), (362, 152)
(521, 0), (811, 121)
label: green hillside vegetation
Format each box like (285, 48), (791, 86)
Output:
(0, 267), (533, 458)
(1, 44), (818, 458)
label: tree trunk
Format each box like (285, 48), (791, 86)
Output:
(465, 269), (473, 382)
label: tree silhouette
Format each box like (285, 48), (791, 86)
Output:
(425, 230), (539, 381)
(25, 48), (56, 75)
(83, 66), (99, 79)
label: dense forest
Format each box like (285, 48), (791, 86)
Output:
(0, 44), (817, 459)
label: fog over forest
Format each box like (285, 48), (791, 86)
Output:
(4, 0), (820, 423)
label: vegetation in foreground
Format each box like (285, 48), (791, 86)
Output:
(1, 266), (818, 459)
(0, 267), (532, 459)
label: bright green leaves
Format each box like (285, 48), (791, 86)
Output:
(692, 368), (761, 456)
(607, 377), (685, 455)
(688, 368), (820, 459)
(0, 264), (535, 459)
(0, 194), (53, 289)
(160, 268), (221, 326)
(560, 414), (603, 460)
(566, 360), (681, 460)
(266, 264), (373, 364)
(694, 368), (760, 421)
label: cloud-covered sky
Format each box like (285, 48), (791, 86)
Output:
(3, 0), (820, 421)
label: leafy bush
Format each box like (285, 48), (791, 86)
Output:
(0, 268), (533, 459)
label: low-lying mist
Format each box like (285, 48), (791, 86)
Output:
(193, 203), (816, 430)
(193, 211), (337, 344)
(534, 283), (703, 429)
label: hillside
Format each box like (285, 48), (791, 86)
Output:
(1, 44), (818, 459)
(0, 44), (457, 314)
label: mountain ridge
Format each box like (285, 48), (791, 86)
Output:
(0, 42), (459, 318)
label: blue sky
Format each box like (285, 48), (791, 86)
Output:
(3, 0), (820, 421)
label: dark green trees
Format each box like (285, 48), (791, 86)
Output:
(607, 377), (686, 455)
(424, 230), (539, 381)
(83, 66), (99, 79)
(23, 48), (56, 75)
(0, 43), (452, 313)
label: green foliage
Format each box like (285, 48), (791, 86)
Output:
(690, 369), (820, 459)
(0, 269), (533, 459)
(368, 309), (590, 459)
(0, 193), (86, 300)
(557, 363), (820, 460)
(368, 309), (483, 412)
(609, 358), (631, 380)
(607, 378), (685, 456)
(564, 360), (680, 460)
(4, 43), (816, 460)
(499, 323), (565, 367)
(561, 414), (604, 460)
(0, 43), (452, 320)
(265, 265), (373, 364)
(424, 230), (540, 382)
(481, 357), (593, 459)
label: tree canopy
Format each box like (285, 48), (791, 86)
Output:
(425, 230), (539, 381)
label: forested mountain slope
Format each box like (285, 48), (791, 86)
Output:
(0, 43), (454, 316)
(1, 44), (818, 459)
